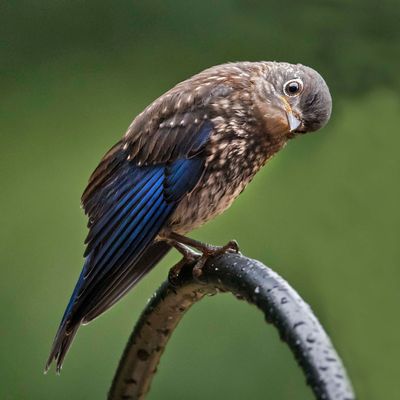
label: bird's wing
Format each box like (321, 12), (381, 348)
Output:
(80, 135), (211, 321)
(79, 118), (214, 320)
(47, 103), (216, 371)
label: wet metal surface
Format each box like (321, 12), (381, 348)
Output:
(108, 253), (355, 400)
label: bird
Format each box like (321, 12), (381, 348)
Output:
(45, 61), (332, 373)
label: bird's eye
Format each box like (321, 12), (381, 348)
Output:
(283, 79), (304, 97)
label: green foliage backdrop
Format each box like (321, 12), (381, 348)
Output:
(1, 1), (399, 399)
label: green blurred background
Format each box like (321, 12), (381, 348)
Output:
(1, 1), (399, 399)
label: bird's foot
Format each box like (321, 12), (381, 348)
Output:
(166, 232), (240, 282)
(191, 240), (240, 279)
(197, 240), (240, 257)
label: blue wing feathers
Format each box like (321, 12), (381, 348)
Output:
(77, 122), (213, 314)
(60, 258), (89, 327)
(98, 190), (165, 272)
(88, 169), (164, 268)
(73, 157), (205, 318)
(83, 202), (173, 319)
(83, 233), (172, 322)
(84, 166), (161, 250)
(164, 157), (205, 202)
(46, 118), (213, 372)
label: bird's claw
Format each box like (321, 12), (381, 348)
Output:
(167, 233), (240, 284)
(192, 239), (240, 280)
(222, 240), (240, 254)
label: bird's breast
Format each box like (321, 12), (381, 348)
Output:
(165, 118), (286, 234)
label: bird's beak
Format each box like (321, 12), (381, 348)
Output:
(286, 111), (302, 132)
(279, 96), (302, 133)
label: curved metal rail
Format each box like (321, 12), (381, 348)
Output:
(108, 252), (355, 400)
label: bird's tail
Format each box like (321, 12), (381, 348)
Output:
(45, 241), (171, 373)
(44, 257), (89, 374)
(45, 320), (80, 374)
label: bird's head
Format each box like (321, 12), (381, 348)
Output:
(254, 62), (332, 140)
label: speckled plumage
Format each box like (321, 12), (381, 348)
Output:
(46, 61), (332, 372)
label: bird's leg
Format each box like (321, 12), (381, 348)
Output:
(168, 232), (240, 256)
(167, 232), (240, 279)
(166, 240), (201, 285)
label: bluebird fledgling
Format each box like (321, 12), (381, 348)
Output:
(46, 61), (332, 372)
